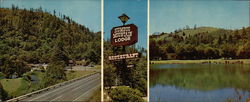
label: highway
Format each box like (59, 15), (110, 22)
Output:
(66, 66), (100, 72)
(21, 73), (100, 101)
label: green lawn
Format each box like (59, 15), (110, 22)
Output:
(0, 78), (23, 96)
(0, 71), (44, 98)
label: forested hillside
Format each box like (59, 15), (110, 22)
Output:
(150, 26), (250, 60)
(0, 6), (100, 78)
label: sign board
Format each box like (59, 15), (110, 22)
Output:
(109, 53), (139, 61)
(111, 24), (138, 46)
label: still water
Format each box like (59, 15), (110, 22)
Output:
(150, 64), (250, 102)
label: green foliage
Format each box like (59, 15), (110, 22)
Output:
(237, 42), (250, 58)
(0, 7), (100, 77)
(104, 41), (147, 96)
(0, 55), (29, 78)
(109, 86), (144, 102)
(104, 64), (116, 88)
(23, 74), (32, 81)
(127, 58), (147, 95)
(50, 42), (68, 64)
(46, 63), (66, 80)
(130, 78), (147, 96)
(150, 27), (250, 60)
(41, 62), (66, 88)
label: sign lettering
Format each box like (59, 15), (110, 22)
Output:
(109, 53), (139, 61)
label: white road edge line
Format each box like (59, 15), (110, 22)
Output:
(49, 95), (63, 102)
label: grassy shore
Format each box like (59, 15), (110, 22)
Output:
(151, 59), (250, 64)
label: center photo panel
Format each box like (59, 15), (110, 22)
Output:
(103, 0), (148, 101)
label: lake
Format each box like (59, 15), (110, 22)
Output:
(150, 63), (250, 102)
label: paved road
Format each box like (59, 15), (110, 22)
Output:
(66, 66), (100, 72)
(21, 73), (100, 101)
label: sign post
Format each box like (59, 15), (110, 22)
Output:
(109, 13), (138, 85)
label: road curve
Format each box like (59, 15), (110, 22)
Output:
(21, 73), (100, 102)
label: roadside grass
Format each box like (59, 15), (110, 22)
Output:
(66, 70), (95, 80)
(151, 59), (250, 64)
(88, 86), (101, 102)
(92, 65), (101, 70)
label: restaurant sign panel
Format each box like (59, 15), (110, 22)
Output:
(109, 53), (139, 61)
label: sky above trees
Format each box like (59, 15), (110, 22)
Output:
(150, 0), (249, 34)
(0, 0), (101, 32)
(104, 0), (147, 49)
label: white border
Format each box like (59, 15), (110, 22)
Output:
(101, 0), (104, 101)
(147, 0), (150, 101)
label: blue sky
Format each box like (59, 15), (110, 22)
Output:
(104, 0), (147, 49)
(0, 0), (101, 32)
(150, 0), (249, 34)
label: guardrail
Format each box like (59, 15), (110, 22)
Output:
(6, 72), (100, 102)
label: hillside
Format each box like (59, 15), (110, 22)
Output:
(0, 7), (100, 77)
(150, 26), (250, 60)
(153, 27), (219, 41)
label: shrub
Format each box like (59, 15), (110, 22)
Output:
(109, 86), (144, 102)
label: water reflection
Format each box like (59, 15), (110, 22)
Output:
(150, 85), (250, 102)
(150, 64), (250, 102)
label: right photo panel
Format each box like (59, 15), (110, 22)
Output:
(149, 0), (250, 102)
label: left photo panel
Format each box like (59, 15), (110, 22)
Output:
(0, 0), (101, 101)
